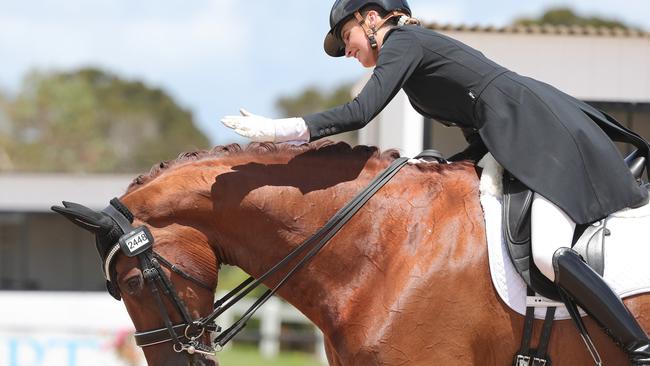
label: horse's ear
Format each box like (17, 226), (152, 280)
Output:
(51, 201), (114, 234)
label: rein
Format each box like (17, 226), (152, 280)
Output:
(101, 155), (410, 356)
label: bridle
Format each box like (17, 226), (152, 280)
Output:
(98, 152), (442, 357)
(101, 202), (220, 355)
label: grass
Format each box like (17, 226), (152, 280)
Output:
(216, 344), (324, 366)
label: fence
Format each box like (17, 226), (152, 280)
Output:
(214, 292), (327, 362)
(0, 291), (327, 366)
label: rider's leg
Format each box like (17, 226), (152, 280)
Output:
(531, 193), (575, 281)
(531, 193), (650, 365)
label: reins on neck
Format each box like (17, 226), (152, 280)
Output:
(204, 156), (410, 347)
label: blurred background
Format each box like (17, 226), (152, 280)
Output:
(1, 0), (649, 365)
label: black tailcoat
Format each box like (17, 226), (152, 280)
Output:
(304, 26), (648, 224)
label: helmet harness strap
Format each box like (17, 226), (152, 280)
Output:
(353, 10), (409, 51)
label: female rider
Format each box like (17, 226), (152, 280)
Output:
(221, 1), (650, 363)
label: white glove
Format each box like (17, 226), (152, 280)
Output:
(407, 158), (428, 165)
(407, 158), (446, 165)
(221, 109), (310, 143)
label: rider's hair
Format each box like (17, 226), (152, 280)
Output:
(360, 4), (421, 27)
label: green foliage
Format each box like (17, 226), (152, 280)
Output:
(275, 82), (358, 145)
(513, 6), (635, 30)
(1, 67), (209, 173)
(0, 89), (15, 170)
(276, 83), (354, 118)
(218, 265), (269, 297)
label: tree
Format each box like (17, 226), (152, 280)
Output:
(0, 89), (15, 170)
(276, 83), (354, 118)
(275, 82), (359, 145)
(2, 68), (210, 173)
(513, 7), (637, 30)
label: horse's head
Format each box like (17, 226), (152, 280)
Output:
(52, 199), (219, 366)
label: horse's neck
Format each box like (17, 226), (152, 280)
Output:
(215, 158), (484, 343)
(214, 157), (394, 334)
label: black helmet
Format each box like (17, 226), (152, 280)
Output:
(324, 0), (411, 57)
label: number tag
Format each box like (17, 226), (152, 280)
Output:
(118, 226), (154, 257)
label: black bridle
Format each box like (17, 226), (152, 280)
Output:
(101, 203), (220, 355)
(99, 154), (423, 356)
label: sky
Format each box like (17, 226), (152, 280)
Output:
(1, 0), (649, 146)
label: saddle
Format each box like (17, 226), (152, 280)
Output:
(503, 173), (599, 301)
(503, 152), (648, 301)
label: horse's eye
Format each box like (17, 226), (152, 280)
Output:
(124, 273), (144, 295)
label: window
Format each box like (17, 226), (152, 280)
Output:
(0, 213), (104, 291)
(0, 213), (33, 289)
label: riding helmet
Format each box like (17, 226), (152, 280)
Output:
(324, 0), (411, 57)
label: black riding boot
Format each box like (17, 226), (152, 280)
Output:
(553, 247), (650, 365)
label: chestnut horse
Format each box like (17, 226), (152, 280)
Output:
(57, 141), (650, 365)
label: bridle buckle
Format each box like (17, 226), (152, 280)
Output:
(516, 354), (531, 366)
(173, 340), (216, 356)
(184, 321), (206, 340)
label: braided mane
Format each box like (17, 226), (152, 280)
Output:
(126, 140), (402, 193)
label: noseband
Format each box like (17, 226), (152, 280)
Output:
(100, 154), (420, 357)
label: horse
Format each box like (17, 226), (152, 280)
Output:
(53, 141), (650, 365)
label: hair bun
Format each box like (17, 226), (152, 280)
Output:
(397, 15), (420, 26)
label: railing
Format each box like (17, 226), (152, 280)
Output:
(214, 292), (327, 363)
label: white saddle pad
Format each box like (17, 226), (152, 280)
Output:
(479, 154), (650, 319)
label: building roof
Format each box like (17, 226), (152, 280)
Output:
(426, 23), (650, 38)
(0, 173), (134, 212)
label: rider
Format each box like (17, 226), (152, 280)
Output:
(221, 1), (650, 363)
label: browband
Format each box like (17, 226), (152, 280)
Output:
(100, 198), (138, 285)
(102, 200), (134, 233)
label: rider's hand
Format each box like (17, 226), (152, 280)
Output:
(221, 109), (309, 143)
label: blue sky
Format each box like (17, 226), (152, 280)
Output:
(1, 0), (649, 145)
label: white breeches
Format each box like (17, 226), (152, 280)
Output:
(531, 193), (576, 281)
